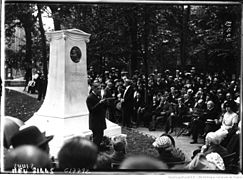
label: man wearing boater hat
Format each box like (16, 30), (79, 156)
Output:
(10, 125), (54, 155)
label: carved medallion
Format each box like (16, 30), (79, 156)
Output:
(70, 46), (82, 63)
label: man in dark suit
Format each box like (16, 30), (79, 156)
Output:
(104, 81), (116, 122)
(121, 79), (134, 128)
(173, 97), (190, 128)
(203, 101), (220, 136)
(151, 96), (173, 131)
(86, 81), (108, 149)
(189, 99), (207, 144)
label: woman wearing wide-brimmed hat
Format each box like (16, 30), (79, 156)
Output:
(152, 133), (186, 169)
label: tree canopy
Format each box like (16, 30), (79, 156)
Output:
(4, 2), (241, 77)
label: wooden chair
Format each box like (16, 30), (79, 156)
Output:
(176, 121), (190, 137)
(174, 113), (193, 137)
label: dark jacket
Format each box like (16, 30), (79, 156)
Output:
(104, 87), (114, 99)
(184, 99), (194, 109)
(174, 103), (189, 118)
(122, 85), (134, 110)
(203, 108), (220, 122)
(86, 92), (107, 131)
(153, 101), (173, 117)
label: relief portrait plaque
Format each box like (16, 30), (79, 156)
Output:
(70, 46), (82, 63)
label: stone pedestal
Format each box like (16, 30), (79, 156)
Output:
(24, 29), (121, 157)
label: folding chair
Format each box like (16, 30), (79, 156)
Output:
(176, 122), (190, 137)
(175, 114), (192, 137)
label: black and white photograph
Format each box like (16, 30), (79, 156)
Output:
(1, 0), (242, 177)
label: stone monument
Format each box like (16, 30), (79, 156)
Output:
(25, 29), (121, 157)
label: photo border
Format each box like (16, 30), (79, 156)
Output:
(1, 0), (242, 176)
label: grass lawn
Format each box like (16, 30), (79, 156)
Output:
(5, 88), (159, 158)
(5, 88), (43, 122)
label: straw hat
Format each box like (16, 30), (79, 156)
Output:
(152, 136), (172, 149)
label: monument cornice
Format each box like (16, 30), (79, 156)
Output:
(46, 29), (91, 42)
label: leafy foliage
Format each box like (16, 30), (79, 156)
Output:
(5, 3), (241, 76)
(5, 3), (38, 70)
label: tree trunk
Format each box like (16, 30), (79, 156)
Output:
(125, 9), (138, 76)
(180, 5), (190, 69)
(22, 15), (33, 69)
(49, 5), (61, 30)
(143, 6), (149, 104)
(130, 17), (138, 76)
(37, 5), (48, 84)
(17, 8), (35, 82)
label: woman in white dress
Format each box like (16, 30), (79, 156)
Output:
(220, 102), (238, 131)
(214, 101), (239, 141)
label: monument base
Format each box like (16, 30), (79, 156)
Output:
(24, 113), (121, 158)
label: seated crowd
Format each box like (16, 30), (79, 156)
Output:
(3, 116), (241, 172)
(2, 67), (241, 172)
(89, 67), (240, 142)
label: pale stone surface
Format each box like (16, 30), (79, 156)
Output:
(24, 29), (121, 157)
(36, 29), (90, 117)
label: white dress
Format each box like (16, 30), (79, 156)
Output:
(214, 112), (238, 141)
(221, 112), (238, 130)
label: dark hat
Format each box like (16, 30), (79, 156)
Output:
(11, 126), (53, 148)
(224, 101), (234, 109)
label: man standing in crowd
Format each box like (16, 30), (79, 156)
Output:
(121, 79), (134, 128)
(23, 64), (32, 92)
(36, 71), (46, 101)
(104, 81), (116, 123)
(86, 81), (108, 149)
